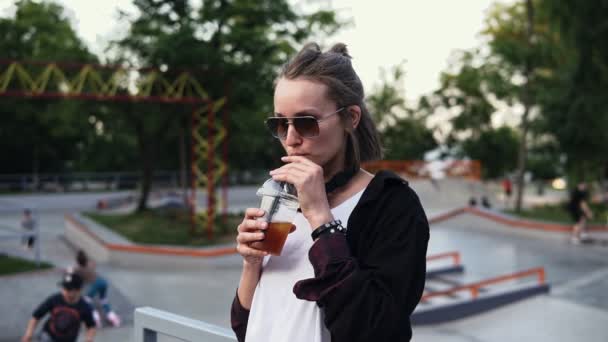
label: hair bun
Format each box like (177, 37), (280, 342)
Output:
(301, 42), (322, 54)
(329, 43), (351, 58)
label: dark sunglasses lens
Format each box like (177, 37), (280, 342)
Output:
(294, 117), (319, 137)
(266, 118), (288, 138)
(265, 116), (320, 139)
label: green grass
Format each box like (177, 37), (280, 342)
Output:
(0, 254), (53, 276)
(506, 202), (608, 225)
(84, 209), (242, 246)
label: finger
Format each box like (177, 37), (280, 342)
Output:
(278, 161), (313, 174)
(238, 220), (268, 232)
(244, 208), (265, 219)
(271, 171), (305, 185)
(269, 162), (308, 176)
(281, 155), (318, 166)
(236, 243), (268, 258)
(270, 165), (309, 179)
(236, 231), (266, 244)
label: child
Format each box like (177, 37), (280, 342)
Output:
(21, 209), (36, 250)
(22, 272), (96, 342)
(71, 250), (121, 327)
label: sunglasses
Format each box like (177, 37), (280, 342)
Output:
(265, 107), (345, 139)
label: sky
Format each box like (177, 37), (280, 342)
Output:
(0, 0), (512, 104)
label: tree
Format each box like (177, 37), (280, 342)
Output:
(461, 126), (519, 179)
(110, 0), (341, 211)
(539, 0), (608, 183)
(366, 63), (437, 160)
(424, 48), (518, 175)
(483, 0), (608, 203)
(0, 0), (98, 177)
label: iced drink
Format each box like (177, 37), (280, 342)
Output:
(254, 179), (298, 256)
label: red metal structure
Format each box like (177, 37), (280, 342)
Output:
(0, 60), (228, 239)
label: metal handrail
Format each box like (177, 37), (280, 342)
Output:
(423, 267), (546, 300)
(426, 251), (461, 266)
(134, 307), (236, 341)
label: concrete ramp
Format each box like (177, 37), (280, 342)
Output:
(408, 179), (493, 215)
(414, 295), (608, 341)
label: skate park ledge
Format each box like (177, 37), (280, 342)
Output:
(63, 213), (237, 269)
(64, 207), (608, 268)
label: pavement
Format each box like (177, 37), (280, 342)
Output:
(1, 181), (608, 341)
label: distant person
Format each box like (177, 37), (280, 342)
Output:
(568, 182), (593, 244)
(71, 250), (121, 328)
(469, 197), (477, 207)
(502, 178), (512, 206)
(22, 272), (96, 342)
(426, 160), (446, 191)
(21, 209), (37, 250)
(481, 196), (491, 209)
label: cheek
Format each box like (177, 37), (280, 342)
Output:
(314, 130), (345, 158)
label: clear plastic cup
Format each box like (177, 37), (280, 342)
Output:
(252, 179), (299, 256)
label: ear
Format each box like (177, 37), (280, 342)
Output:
(346, 105), (362, 130)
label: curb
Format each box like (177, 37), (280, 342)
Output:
(64, 214), (237, 259)
(65, 206), (608, 261)
(430, 206), (608, 233)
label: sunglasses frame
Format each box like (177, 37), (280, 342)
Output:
(265, 107), (345, 139)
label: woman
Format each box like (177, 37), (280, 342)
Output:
(231, 43), (429, 342)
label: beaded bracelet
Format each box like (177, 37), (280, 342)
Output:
(311, 219), (346, 241)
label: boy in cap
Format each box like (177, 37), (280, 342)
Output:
(22, 272), (96, 342)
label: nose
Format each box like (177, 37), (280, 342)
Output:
(284, 122), (302, 146)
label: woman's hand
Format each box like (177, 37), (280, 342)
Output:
(236, 208), (269, 267)
(269, 156), (333, 229)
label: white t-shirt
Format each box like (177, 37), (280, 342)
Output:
(245, 189), (365, 342)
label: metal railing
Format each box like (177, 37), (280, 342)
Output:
(426, 251), (461, 266)
(134, 307), (236, 342)
(422, 267), (546, 300)
(0, 171), (182, 192)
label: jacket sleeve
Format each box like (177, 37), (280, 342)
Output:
(293, 188), (429, 341)
(230, 291), (250, 342)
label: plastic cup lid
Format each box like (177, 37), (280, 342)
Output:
(256, 178), (298, 202)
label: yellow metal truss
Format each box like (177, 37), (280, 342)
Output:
(0, 62), (209, 100)
(191, 98), (227, 238)
(1, 61), (226, 238)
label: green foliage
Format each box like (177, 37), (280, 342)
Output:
(0, 254), (53, 275)
(434, 50), (507, 139)
(536, 0), (608, 180)
(366, 63), (437, 160)
(84, 210), (242, 246)
(0, 0), (95, 61)
(112, 0), (342, 172)
(425, 0), (608, 183)
(483, 0), (608, 182)
(0, 1), (98, 174)
(366, 63), (407, 128)
(382, 118), (437, 160)
(526, 138), (562, 180)
(461, 126), (519, 179)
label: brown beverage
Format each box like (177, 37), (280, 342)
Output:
(255, 222), (295, 256)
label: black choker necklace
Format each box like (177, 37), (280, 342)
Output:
(325, 168), (358, 194)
